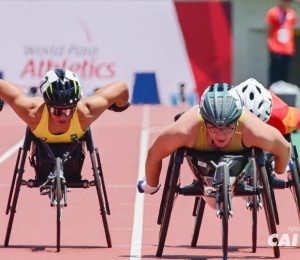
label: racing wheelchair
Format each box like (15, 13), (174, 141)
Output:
(4, 126), (111, 252)
(156, 146), (281, 260)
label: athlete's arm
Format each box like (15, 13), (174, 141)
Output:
(146, 108), (198, 187)
(0, 79), (41, 125)
(243, 110), (290, 174)
(79, 81), (129, 124)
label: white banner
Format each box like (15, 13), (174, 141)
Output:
(0, 0), (196, 104)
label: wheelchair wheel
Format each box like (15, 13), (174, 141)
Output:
(266, 164), (280, 225)
(290, 145), (300, 222)
(55, 157), (63, 252)
(251, 195), (258, 253)
(221, 163), (230, 260)
(259, 166), (280, 258)
(249, 157), (258, 253)
(156, 148), (184, 257)
(191, 197), (206, 247)
(157, 153), (174, 225)
(92, 151), (112, 248)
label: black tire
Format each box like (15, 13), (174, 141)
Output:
(157, 153), (174, 225)
(55, 157), (63, 252)
(92, 152), (112, 248)
(259, 166), (280, 258)
(221, 163), (230, 260)
(192, 197), (200, 217)
(290, 145), (300, 222)
(249, 158), (257, 253)
(266, 165), (280, 225)
(251, 195), (258, 253)
(191, 198), (206, 247)
(156, 149), (183, 257)
(95, 148), (110, 215)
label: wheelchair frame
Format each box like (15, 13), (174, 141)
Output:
(4, 126), (112, 251)
(266, 134), (300, 225)
(156, 147), (280, 260)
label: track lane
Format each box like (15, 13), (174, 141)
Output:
(0, 105), (299, 259)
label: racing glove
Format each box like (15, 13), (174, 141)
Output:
(272, 159), (293, 174)
(107, 102), (130, 112)
(137, 177), (160, 195)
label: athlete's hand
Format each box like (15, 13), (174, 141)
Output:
(107, 102), (130, 112)
(137, 177), (160, 194)
(272, 159), (293, 174)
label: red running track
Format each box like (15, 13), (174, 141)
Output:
(0, 105), (299, 260)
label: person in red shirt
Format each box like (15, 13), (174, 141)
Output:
(266, 0), (297, 86)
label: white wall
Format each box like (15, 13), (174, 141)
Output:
(0, 0), (196, 104)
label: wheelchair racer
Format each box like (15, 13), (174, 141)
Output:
(0, 69), (129, 183)
(167, 78), (296, 195)
(231, 78), (297, 189)
(0, 68), (129, 142)
(137, 83), (291, 195)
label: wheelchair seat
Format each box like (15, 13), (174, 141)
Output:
(30, 141), (86, 183)
(185, 148), (251, 185)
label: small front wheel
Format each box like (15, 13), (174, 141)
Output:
(55, 157), (63, 252)
(221, 163), (230, 260)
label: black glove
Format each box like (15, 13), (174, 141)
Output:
(107, 102), (130, 112)
(0, 98), (4, 111)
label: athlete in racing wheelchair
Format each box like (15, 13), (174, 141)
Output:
(137, 83), (290, 259)
(0, 68), (130, 251)
(183, 78), (300, 226)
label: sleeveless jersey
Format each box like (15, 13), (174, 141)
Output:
(32, 105), (85, 143)
(194, 111), (245, 152)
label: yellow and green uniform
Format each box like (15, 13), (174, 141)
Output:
(32, 105), (85, 143)
(194, 111), (245, 152)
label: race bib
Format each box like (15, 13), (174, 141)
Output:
(277, 27), (289, 44)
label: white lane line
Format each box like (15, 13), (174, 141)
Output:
(0, 139), (24, 165)
(130, 105), (150, 259)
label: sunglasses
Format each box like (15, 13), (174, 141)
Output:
(48, 106), (76, 117)
(205, 122), (236, 134)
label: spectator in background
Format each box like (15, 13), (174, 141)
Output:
(266, 0), (297, 87)
(28, 86), (38, 97)
(170, 82), (197, 106)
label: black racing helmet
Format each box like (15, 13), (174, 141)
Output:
(39, 68), (82, 107)
(200, 83), (243, 127)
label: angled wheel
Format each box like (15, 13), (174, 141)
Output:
(259, 165), (280, 258)
(191, 198), (206, 247)
(249, 157), (258, 253)
(290, 145), (300, 222)
(156, 148), (184, 257)
(157, 153), (174, 225)
(251, 194), (258, 253)
(91, 151), (112, 248)
(266, 158), (280, 225)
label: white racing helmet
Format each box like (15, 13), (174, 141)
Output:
(232, 78), (272, 122)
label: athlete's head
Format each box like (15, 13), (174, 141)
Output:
(200, 83), (243, 126)
(40, 68), (82, 121)
(233, 78), (272, 123)
(200, 83), (243, 148)
(40, 68), (82, 107)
